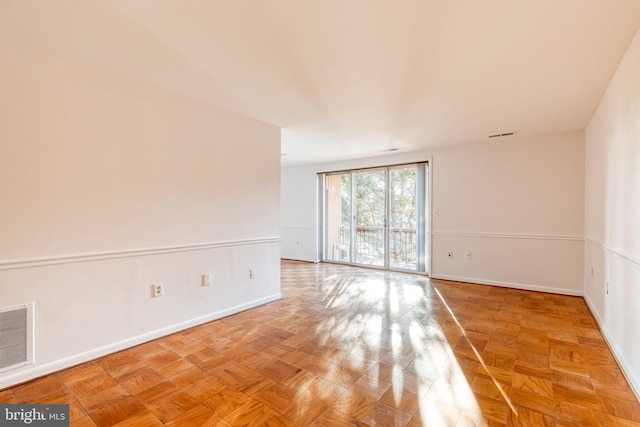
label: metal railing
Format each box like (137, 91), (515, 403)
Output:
(334, 226), (416, 269)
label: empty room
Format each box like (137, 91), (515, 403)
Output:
(1, 1), (640, 426)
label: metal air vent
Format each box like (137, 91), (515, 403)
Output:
(0, 303), (34, 372)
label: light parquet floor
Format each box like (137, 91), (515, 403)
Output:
(1, 260), (639, 426)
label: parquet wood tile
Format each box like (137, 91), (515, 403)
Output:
(65, 372), (119, 399)
(145, 390), (200, 423)
(96, 353), (146, 379)
(553, 383), (603, 411)
(263, 412), (299, 427)
(509, 388), (556, 417)
(554, 400), (608, 426)
(73, 415), (99, 427)
(225, 400), (275, 426)
(169, 366), (211, 389)
(601, 397), (640, 423)
(362, 402), (413, 427)
(78, 384), (131, 411)
(252, 383), (297, 413)
(37, 390), (86, 420)
(11, 375), (67, 401)
(203, 387), (252, 418)
(456, 411), (506, 427)
(255, 360), (301, 383)
(2, 260), (640, 425)
(477, 365), (513, 386)
(333, 390), (377, 420)
(135, 381), (180, 405)
(234, 373), (277, 397)
(145, 350), (183, 370)
(125, 342), (166, 360)
(386, 388), (424, 416)
(473, 394), (510, 424)
(603, 416), (640, 427)
(118, 367), (166, 395)
(308, 406), (360, 426)
(164, 405), (220, 427)
(512, 373), (553, 398)
(86, 396), (148, 427)
(471, 376), (510, 401)
(593, 378), (640, 402)
(184, 377), (228, 402)
(215, 363), (259, 387)
(111, 411), (164, 427)
(506, 405), (554, 427)
(282, 394), (330, 426)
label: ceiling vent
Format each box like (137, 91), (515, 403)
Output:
(488, 132), (517, 138)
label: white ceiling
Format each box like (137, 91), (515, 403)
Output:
(2, 1), (640, 166)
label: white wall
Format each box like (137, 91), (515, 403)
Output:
(281, 131), (585, 295)
(432, 133), (584, 294)
(584, 27), (640, 396)
(280, 168), (320, 262)
(0, 35), (281, 388)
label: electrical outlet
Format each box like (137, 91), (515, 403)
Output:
(606, 281), (609, 294)
(465, 251), (471, 260)
(249, 269), (256, 279)
(202, 273), (212, 287)
(448, 251), (453, 258)
(152, 283), (164, 298)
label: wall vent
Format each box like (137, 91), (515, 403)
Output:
(489, 132), (517, 138)
(0, 303), (34, 372)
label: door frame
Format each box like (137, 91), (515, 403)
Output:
(318, 159), (432, 276)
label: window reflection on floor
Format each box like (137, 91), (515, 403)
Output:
(281, 260), (637, 426)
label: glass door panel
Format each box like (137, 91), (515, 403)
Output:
(354, 170), (386, 266)
(325, 173), (351, 262)
(389, 166), (418, 270)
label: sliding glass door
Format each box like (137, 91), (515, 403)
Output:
(323, 163), (428, 273)
(354, 169), (386, 266)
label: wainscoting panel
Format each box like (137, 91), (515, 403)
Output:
(432, 232), (583, 295)
(0, 238), (281, 389)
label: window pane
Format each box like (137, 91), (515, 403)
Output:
(354, 170), (385, 266)
(390, 166), (417, 270)
(325, 174), (351, 262)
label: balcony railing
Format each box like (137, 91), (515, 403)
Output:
(332, 226), (416, 269)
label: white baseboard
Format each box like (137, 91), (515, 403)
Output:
(583, 295), (640, 402)
(430, 274), (583, 296)
(281, 257), (318, 263)
(0, 293), (281, 389)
